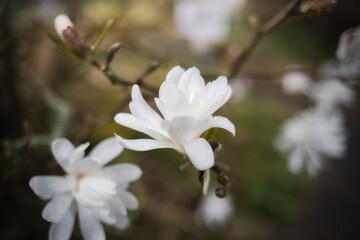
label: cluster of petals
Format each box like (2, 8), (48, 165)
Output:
(196, 189), (233, 228)
(115, 66), (235, 171)
(307, 78), (354, 110)
(29, 137), (142, 240)
(280, 71), (312, 95)
(275, 108), (346, 176)
(173, 0), (246, 52)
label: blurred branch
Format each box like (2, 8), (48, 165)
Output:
(75, 62), (160, 143)
(238, 68), (353, 82)
(91, 51), (159, 93)
(2, 72), (71, 151)
(230, 0), (301, 78)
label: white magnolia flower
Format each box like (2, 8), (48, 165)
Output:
(336, 26), (360, 78)
(196, 190), (233, 228)
(174, 0), (246, 52)
(281, 71), (312, 95)
(54, 14), (74, 42)
(275, 108), (346, 176)
(115, 66), (235, 171)
(229, 77), (251, 103)
(29, 137), (142, 240)
(307, 78), (354, 110)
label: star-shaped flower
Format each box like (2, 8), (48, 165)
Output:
(115, 66), (235, 171)
(275, 108), (346, 176)
(29, 137), (142, 240)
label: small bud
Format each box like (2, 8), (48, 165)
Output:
(248, 14), (259, 31)
(300, 0), (337, 16)
(63, 27), (90, 58)
(215, 187), (227, 198)
(54, 14), (74, 42)
(106, 42), (122, 67)
(54, 14), (89, 58)
(218, 174), (231, 188)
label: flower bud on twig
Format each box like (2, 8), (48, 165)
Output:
(54, 14), (89, 58)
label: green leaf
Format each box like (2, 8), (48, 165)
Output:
(48, 33), (80, 60)
(91, 19), (115, 53)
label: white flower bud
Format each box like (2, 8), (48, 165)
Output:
(54, 14), (74, 41)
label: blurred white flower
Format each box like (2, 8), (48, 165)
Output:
(115, 66), (235, 171)
(281, 71), (312, 95)
(307, 78), (354, 110)
(29, 137), (142, 240)
(229, 78), (251, 102)
(336, 26), (360, 78)
(275, 108), (346, 176)
(54, 14), (74, 42)
(174, 0), (246, 52)
(196, 190), (233, 228)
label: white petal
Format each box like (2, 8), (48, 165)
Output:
(113, 214), (130, 230)
(94, 204), (116, 225)
(49, 203), (75, 240)
(199, 77), (232, 116)
(188, 74), (205, 99)
(288, 147), (304, 174)
(74, 178), (109, 207)
(164, 66), (185, 84)
(115, 134), (171, 151)
(114, 113), (165, 140)
(117, 190), (139, 210)
(306, 147), (323, 169)
(159, 81), (178, 103)
(178, 67), (200, 91)
(109, 196), (127, 216)
(69, 142), (90, 167)
(78, 205), (105, 240)
(306, 148), (322, 177)
(54, 14), (73, 41)
(168, 117), (197, 144)
(130, 84), (162, 123)
(81, 176), (117, 196)
(42, 194), (73, 223)
(102, 163), (142, 183)
(204, 116), (235, 136)
(159, 91), (191, 120)
(89, 137), (123, 165)
(182, 138), (214, 171)
(74, 157), (102, 174)
(73, 190), (104, 208)
(29, 176), (74, 199)
(205, 86), (232, 116)
(51, 138), (75, 172)
(307, 159), (320, 177)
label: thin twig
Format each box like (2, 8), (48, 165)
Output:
(77, 62), (159, 143)
(230, 0), (301, 78)
(99, 64), (158, 94)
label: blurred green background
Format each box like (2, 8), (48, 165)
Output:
(1, 0), (360, 239)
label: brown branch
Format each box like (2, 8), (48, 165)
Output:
(76, 62), (159, 143)
(101, 66), (158, 93)
(230, 0), (301, 78)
